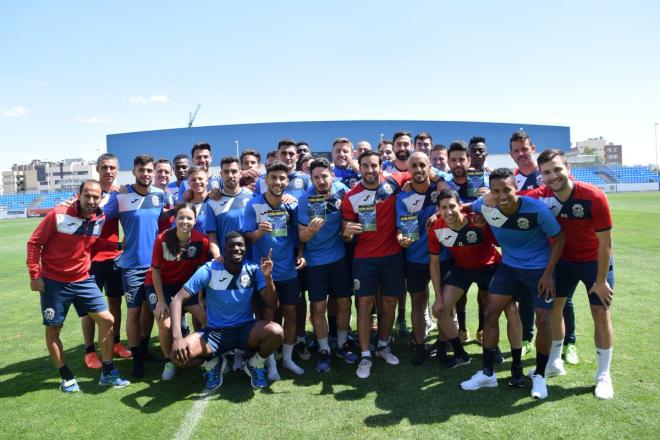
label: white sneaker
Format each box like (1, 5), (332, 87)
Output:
(375, 345), (400, 365)
(531, 374), (548, 399)
(460, 370), (498, 390)
(356, 356), (373, 379)
(564, 344), (579, 365)
(161, 361), (176, 380)
(595, 373), (614, 400)
(545, 359), (567, 378)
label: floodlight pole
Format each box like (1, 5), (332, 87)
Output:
(235, 140), (239, 158)
(655, 123), (658, 170)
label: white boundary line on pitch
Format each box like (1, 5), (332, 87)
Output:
(173, 392), (213, 440)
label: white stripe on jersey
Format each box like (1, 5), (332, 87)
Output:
(539, 196), (562, 216)
(117, 193), (146, 212)
(402, 193), (426, 213)
(348, 190), (376, 213)
(480, 205), (509, 228)
(55, 214), (84, 234)
(209, 269), (234, 291)
(434, 227), (459, 247)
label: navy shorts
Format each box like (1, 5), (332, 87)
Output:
(352, 253), (406, 298)
(298, 267), (308, 294)
(306, 258), (353, 302)
(445, 265), (498, 293)
(489, 264), (554, 310)
(90, 259), (123, 297)
(199, 320), (257, 355)
(275, 277), (303, 306)
(121, 267), (148, 309)
(556, 258), (615, 306)
(145, 284), (199, 311)
(40, 277), (108, 326)
(405, 261), (430, 294)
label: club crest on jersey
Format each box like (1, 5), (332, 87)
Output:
(93, 223), (101, 236)
(148, 293), (157, 305)
(516, 217), (530, 230)
(430, 191), (439, 204)
(186, 246), (197, 258)
(382, 183), (393, 195)
(43, 308), (55, 321)
(151, 195), (160, 206)
(536, 174), (544, 185)
(572, 203), (585, 218)
(294, 178), (303, 189)
(466, 230), (478, 244)
(240, 274), (251, 288)
(353, 279), (360, 291)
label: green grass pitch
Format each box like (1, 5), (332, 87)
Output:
(1, 192), (659, 439)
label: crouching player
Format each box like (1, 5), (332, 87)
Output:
(169, 232), (283, 390)
(429, 190), (503, 369)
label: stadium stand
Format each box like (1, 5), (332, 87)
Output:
(571, 165), (660, 184)
(0, 191), (74, 213)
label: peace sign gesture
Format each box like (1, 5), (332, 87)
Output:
(260, 248), (273, 278)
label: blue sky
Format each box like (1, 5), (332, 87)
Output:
(1, 1), (658, 169)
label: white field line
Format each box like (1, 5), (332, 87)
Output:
(173, 393), (212, 440)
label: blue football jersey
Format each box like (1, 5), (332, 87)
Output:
(332, 165), (360, 188)
(176, 175), (223, 202)
(255, 171), (311, 200)
(205, 189), (254, 249)
(396, 185), (443, 264)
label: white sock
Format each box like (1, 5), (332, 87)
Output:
(596, 347), (613, 377)
(248, 352), (266, 369)
(361, 351), (371, 358)
(318, 337), (330, 353)
(282, 344), (304, 374)
(549, 340), (564, 364)
(378, 339), (388, 348)
(265, 354), (280, 381)
(337, 330), (348, 348)
(282, 343), (295, 362)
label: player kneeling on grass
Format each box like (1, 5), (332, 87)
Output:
(169, 232), (283, 390)
(27, 179), (130, 392)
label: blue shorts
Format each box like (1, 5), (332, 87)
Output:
(275, 277), (302, 306)
(489, 264), (554, 310)
(298, 267), (309, 294)
(352, 253), (405, 298)
(90, 259), (123, 297)
(145, 284), (199, 311)
(199, 320), (257, 355)
(306, 258), (353, 302)
(121, 267), (148, 309)
(40, 277), (108, 326)
(405, 261), (430, 294)
(445, 265), (498, 293)
(556, 258), (615, 306)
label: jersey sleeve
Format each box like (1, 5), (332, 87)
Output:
(592, 191), (613, 232)
(341, 191), (357, 222)
(241, 201), (258, 232)
(471, 197), (484, 214)
(151, 234), (164, 269)
(204, 203), (217, 233)
(26, 211), (57, 279)
(103, 192), (119, 220)
(297, 194), (309, 226)
(182, 263), (213, 297)
(537, 202), (562, 238)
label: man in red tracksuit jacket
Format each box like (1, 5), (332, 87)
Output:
(26, 179), (130, 393)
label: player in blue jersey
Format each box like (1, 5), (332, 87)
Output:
(167, 154), (190, 200)
(207, 156), (255, 258)
(169, 232), (283, 390)
(331, 138), (360, 188)
(395, 152), (444, 365)
(255, 139), (311, 199)
(460, 168), (565, 400)
(177, 143), (223, 201)
(104, 154), (166, 378)
(184, 166), (209, 233)
(244, 161), (307, 377)
(297, 158), (359, 372)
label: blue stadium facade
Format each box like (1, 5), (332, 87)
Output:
(107, 120), (570, 165)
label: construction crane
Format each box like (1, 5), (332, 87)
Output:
(187, 104), (201, 128)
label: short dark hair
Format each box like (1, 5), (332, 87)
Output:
(537, 148), (568, 167)
(468, 136), (486, 147)
(156, 158), (171, 167)
(240, 149), (261, 163)
(488, 167), (515, 185)
(78, 179), (101, 194)
(266, 150), (278, 159)
(509, 130), (531, 150)
(393, 131), (412, 143)
(358, 150), (382, 166)
(220, 156), (240, 167)
(277, 139), (296, 151)
(448, 141), (468, 155)
(414, 132), (433, 144)
(224, 230), (245, 245)
(165, 202), (198, 257)
(432, 144), (446, 152)
(436, 188), (461, 205)
(296, 141), (310, 149)
(97, 153), (118, 165)
(187, 165), (206, 176)
(309, 157), (331, 174)
(133, 154), (154, 167)
(173, 154), (189, 163)
(378, 140), (393, 149)
(266, 160), (289, 174)
(191, 142), (212, 157)
(333, 137), (353, 149)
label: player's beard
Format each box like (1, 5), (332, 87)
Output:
(395, 150), (410, 161)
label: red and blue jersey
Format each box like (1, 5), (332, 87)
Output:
(145, 229), (209, 286)
(183, 260), (266, 328)
(297, 181), (348, 267)
(524, 181), (612, 262)
(342, 172), (409, 259)
(104, 185), (165, 269)
(514, 168), (543, 191)
(472, 196), (561, 269)
(428, 214), (501, 270)
(91, 191), (121, 262)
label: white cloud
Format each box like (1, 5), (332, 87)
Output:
(74, 116), (113, 124)
(127, 94), (170, 105)
(1, 105), (30, 118)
